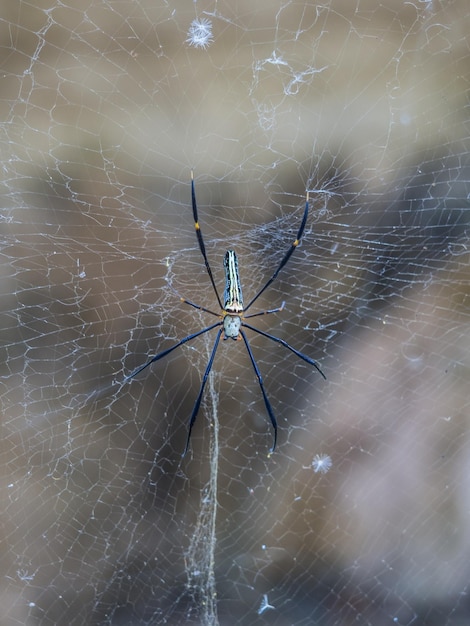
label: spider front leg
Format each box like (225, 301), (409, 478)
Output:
(244, 192), (310, 312)
(191, 170), (223, 310)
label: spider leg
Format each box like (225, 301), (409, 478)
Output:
(242, 321), (326, 380)
(243, 301), (285, 319)
(191, 171), (224, 310)
(126, 321), (222, 380)
(240, 329), (277, 453)
(181, 297), (220, 317)
(183, 327), (223, 456)
(244, 192), (310, 312)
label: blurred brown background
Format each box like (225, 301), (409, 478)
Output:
(1, 1), (469, 624)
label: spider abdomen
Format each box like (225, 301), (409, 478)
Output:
(223, 250), (244, 314)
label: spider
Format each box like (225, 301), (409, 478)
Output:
(127, 172), (326, 455)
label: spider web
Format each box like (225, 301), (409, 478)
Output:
(2, 1), (469, 625)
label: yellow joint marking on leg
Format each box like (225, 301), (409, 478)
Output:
(195, 221), (200, 230)
(293, 239), (299, 247)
